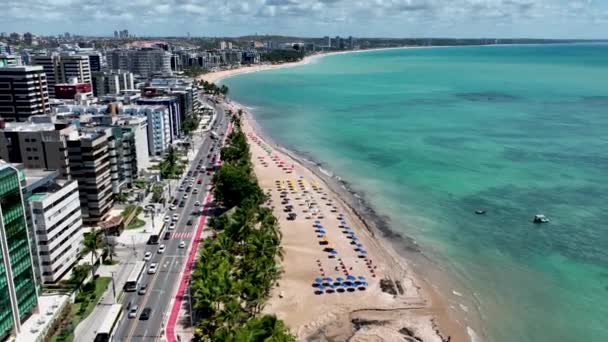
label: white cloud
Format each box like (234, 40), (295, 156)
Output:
(1, 0), (606, 38)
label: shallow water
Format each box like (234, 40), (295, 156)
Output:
(223, 44), (608, 342)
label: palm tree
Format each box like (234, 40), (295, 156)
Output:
(83, 228), (101, 278)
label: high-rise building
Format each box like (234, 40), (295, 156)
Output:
(66, 130), (114, 226)
(31, 54), (92, 98)
(92, 70), (135, 97)
(58, 54), (91, 85)
(22, 33), (34, 46)
(0, 43), (12, 55)
(0, 55), (21, 67)
(84, 52), (102, 73)
(22, 169), (83, 284)
(0, 162), (38, 340)
(137, 96), (181, 142)
(0, 120), (74, 179)
(30, 54), (60, 98)
(107, 49), (172, 77)
(0, 66), (50, 122)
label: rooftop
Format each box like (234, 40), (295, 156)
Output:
(2, 121), (56, 132)
(0, 65), (44, 72)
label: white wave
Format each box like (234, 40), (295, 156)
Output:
(452, 290), (463, 297)
(467, 326), (482, 342)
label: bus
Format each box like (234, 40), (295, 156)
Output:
(94, 304), (123, 342)
(123, 261), (146, 292)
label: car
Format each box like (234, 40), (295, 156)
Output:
(169, 205), (176, 211)
(207, 171), (211, 176)
(186, 186), (192, 193)
(192, 188), (199, 194)
(187, 171), (192, 177)
(190, 177), (196, 182)
(128, 305), (139, 319)
(157, 244), (166, 254)
(173, 198), (179, 205)
(143, 251), (152, 261)
(168, 222), (176, 230)
(178, 186), (185, 192)
(187, 219), (193, 226)
(138, 284), (147, 295)
(179, 241), (186, 249)
(164, 231), (172, 240)
(163, 216), (170, 223)
(172, 214), (179, 221)
(194, 201), (200, 207)
(179, 201), (185, 208)
(183, 193), (189, 199)
(197, 179), (203, 184)
(139, 308), (152, 320)
(148, 263), (158, 274)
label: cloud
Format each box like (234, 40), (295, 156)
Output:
(1, 0), (606, 38)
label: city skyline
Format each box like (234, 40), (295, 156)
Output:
(2, 0), (608, 39)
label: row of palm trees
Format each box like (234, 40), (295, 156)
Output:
(190, 115), (294, 341)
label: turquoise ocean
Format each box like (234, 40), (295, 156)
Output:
(222, 44), (608, 342)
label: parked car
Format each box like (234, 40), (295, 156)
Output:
(157, 244), (166, 254)
(179, 241), (186, 249)
(148, 263), (158, 274)
(168, 222), (176, 230)
(164, 231), (171, 240)
(143, 251), (152, 261)
(172, 214), (179, 221)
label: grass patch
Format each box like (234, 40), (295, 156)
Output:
(50, 277), (111, 342)
(127, 218), (146, 230)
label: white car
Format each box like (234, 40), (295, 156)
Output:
(147, 263), (158, 274)
(183, 193), (189, 199)
(172, 214), (179, 221)
(192, 188), (199, 194)
(179, 241), (186, 249)
(168, 222), (176, 230)
(157, 245), (166, 254)
(128, 305), (139, 318)
(194, 201), (200, 207)
(163, 216), (170, 223)
(143, 251), (152, 261)
(169, 205), (176, 211)
(178, 186), (185, 192)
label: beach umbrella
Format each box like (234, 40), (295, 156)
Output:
(329, 250), (338, 256)
(326, 285), (336, 293)
(324, 277), (333, 282)
(356, 244), (364, 248)
(346, 275), (356, 281)
(314, 285), (325, 295)
(315, 277), (323, 283)
(336, 277), (344, 282)
(315, 220), (321, 224)
(358, 276), (367, 281)
(315, 229), (326, 234)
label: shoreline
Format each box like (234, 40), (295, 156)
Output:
(219, 96), (475, 341)
(198, 46), (413, 84)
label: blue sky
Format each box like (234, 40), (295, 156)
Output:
(3, 0), (608, 38)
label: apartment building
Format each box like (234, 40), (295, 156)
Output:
(0, 120), (74, 179)
(0, 66), (50, 121)
(0, 162), (38, 340)
(107, 48), (172, 77)
(92, 69), (134, 97)
(30, 55), (59, 98)
(23, 169), (83, 284)
(66, 130), (114, 226)
(31, 54), (92, 98)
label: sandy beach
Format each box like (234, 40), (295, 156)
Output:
(212, 98), (470, 341)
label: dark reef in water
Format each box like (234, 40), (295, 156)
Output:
(582, 96), (608, 105)
(455, 91), (520, 102)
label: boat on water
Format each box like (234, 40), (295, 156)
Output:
(533, 214), (550, 223)
(475, 210), (486, 215)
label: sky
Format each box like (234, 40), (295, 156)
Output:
(3, 0), (608, 39)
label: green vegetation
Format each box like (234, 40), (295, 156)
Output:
(183, 113), (201, 136)
(113, 192), (128, 203)
(151, 183), (165, 203)
(133, 178), (147, 189)
(184, 65), (209, 78)
(191, 114), (293, 341)
(82, 229), (102, 278)
(127, 218), (146, 229)
(51, 277), (111, 342)
(261, 49), (305, 63)
(121, 204), (143, 218)
(200, 80), (229, 96)
(160, 146), (186, 179)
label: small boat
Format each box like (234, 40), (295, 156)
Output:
(475, 210), (486, 215)
(533, 214), (550, 223)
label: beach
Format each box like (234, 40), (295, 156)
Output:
(213, 95), (470, 341)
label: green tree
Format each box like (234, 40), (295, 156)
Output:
(83, 229), (101, 278)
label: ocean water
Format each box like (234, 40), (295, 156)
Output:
(222, 44), (608, 342)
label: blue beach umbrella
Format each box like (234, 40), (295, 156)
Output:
(324, 277), (333, 282)
(315, 277), (323, 283)
(336, 277), (344, 282)
(315, 220), (321, 224)
(347, 275), (356, 281)
(358, 276), (367, 281)
(326, 285), (336, 293)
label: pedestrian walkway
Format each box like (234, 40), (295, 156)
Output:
(171, 231), (194, 239)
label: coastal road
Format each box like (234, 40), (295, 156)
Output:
(112, 101), (228, 341)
